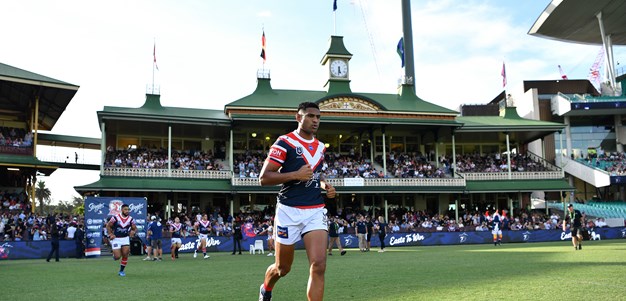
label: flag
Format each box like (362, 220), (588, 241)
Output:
(153, 43), (159, 71)
(501, 62), (506, 88)
(260, 31), (266, 62)
(558, 65), (568, 80)
(397, 37), (405, 68)
(333, 0), (337, 11)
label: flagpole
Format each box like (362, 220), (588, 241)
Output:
(333, 0), (337, 35)
(152, 38), (155, 94)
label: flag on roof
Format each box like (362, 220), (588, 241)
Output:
(153, 43), (159, 71)
(558, 65), (568, 80)
(333, 0), (338, 11)
(260, 31), (266, 62)
(501, 62), (506, 88)
(397, 37), (405, 68)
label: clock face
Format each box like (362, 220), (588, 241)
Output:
(330, 59), (348, 78)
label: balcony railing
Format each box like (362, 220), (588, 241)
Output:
(103, 167), (232, 179)
(457, 171), (563, 181)
(232, 177), (466, 187)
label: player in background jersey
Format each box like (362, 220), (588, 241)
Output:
(194, 214), (212, 259)
(105, 204), (137, 276)
(266, 219), (275, 257)
(491, 210), (502, 246)
(258, 102), (335, 301)
(169, 217), (185, 260)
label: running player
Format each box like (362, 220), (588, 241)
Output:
(258, 102), (336, 301)
(169, 217), (184, 260)
(194, 214), (211, 259)
(105, 204), (137, 276)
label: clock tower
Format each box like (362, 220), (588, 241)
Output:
(321, 36), (352, 94)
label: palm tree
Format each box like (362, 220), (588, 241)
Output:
(35, 181), (52, 215)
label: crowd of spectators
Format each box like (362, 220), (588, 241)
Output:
(0, 127), (33, 148)
(104, 147), (224, 171)
(378, 152), (448, 178)
(454, 152), (547, 173)
(578, 151), (626, 176)
(1, 211), (82, 242)
(1, 190), (31, 213)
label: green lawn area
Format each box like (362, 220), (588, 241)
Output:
(2, 240), (625, 300)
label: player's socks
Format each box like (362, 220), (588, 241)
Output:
(120, 257), (127, 272)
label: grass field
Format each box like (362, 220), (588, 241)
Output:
(2, 240), (626, 301)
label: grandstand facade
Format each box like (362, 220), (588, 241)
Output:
(71, 36), (570, 219)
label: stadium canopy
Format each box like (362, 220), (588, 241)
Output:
(528, 0), (626, 45)
(528, 0), (626, 92)
(0, 62), (79, 131)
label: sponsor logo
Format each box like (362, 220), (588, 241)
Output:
(135, 219), (146, 224)
(458, 232), (468, 243)
(590, 231), (601, 240)
(0, 243), (13, 259)
(560, 232), (572, 240)
(270, 149), (282, 157)
(343, 235), (354, 247)
(522, 231), (532, 241)
(88, 203), (105, 214)
(194, 237), (222, 248)
(621, 228), (626, 238)
(389, 233), (425, 246)
(308, 145), (313, 151)
(128, 203), (144, 214)
(87, 232), (101, 238)
(87, 225), (100, 231)
(277, 226), (288, 239)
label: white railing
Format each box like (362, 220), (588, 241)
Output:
(103, 167), (232, 179)
(231, 177), (466, 187)
(458, 171), (563, 181)
(231, 177), (261, 186)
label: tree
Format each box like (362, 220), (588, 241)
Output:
(72, 196), (84, 215)
(35, 181), (52, 215)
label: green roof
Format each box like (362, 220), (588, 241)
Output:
(99, 94), (230, 124)
(0, 154), (58, 175)
(456, 107), (564, 132)
(75, 177), (231, 192)
(230, 113), (460, 126)
(465, 179), (573, 193)
(0, 62), (78, 89)
(225, 78), (458, 116)
(37, 133), (101, 149)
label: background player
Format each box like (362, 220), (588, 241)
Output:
(194, 213), (212, 259)
(491, 210), (502, 246)
(105, 204), (137, 276)
(169, 216), (184, 260)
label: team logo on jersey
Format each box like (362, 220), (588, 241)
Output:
(295, 147), (303, 155)
(108, 200), (124, 216)
(308, 145), (313, 151)
(277, 226), (288, 238)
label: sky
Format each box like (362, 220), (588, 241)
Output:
(1, 0), (624, 203)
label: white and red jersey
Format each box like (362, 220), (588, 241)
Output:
(108, 214), (135, 238)
(267, 130), (326, 208)
(170, 223), (183, 238)
(196, 220), (211, 235)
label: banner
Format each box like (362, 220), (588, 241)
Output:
(2, 228), (625, 259)
(84, 197), (147, 257)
